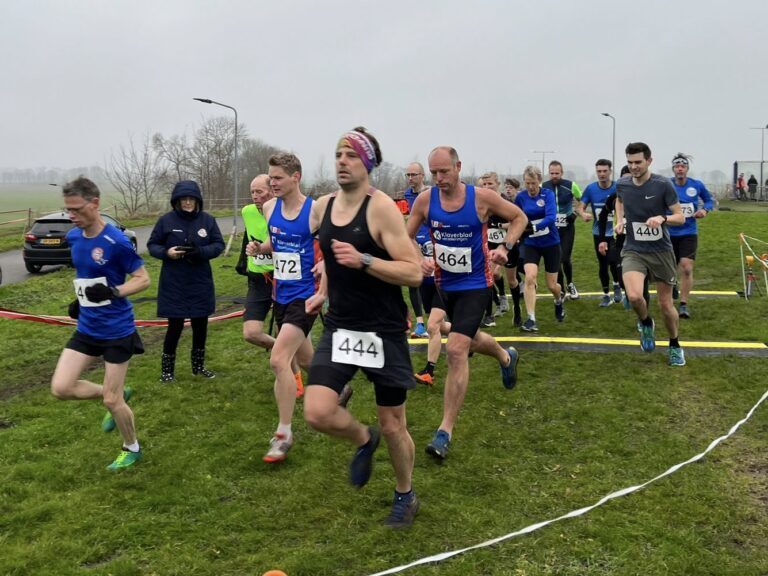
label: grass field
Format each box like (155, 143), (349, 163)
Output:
(1, 212), (767, 575)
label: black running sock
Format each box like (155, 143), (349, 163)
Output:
(395, 489), (414, 500)
(670, 338), (680, 348)
(680, 301), (687, 306)
(641, 316), (654, 327)
(424, 361), (436, 375)
(511, 284), (521, 306)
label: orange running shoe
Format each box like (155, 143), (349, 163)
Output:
(294, 371), (304, 398)
(414, 370), (434, 386)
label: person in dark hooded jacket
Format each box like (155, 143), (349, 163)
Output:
(147, 180), (224, 381)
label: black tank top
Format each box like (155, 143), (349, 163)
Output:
(319, 193), (408, 335)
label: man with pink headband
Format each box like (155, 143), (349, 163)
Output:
(303, 127), (423, 528)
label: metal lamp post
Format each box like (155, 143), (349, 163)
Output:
(750, 124), (768, 200)
(601, 113), (616, 180)
(194, 98), (239, 254)
(532, 150), (555, 175)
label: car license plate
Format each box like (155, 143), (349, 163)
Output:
(40, 238), (61, 245)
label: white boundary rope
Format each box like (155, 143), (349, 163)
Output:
(366, 387), (768, 576)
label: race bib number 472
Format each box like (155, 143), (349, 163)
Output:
(434, 244), (472, 273)
(331, 329), (385, 369)
(631, 222), (662, 242)
(273, 252), (301, 280)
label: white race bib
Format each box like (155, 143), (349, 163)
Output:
(595, 208), (613, 223)
(273, 252), (301, 280)
(631, 222), (663, 242)
(530, 219), (550, 238)
(681, 203), (695, 218)
(73, 277), (111, 307)
(434, 244), (472, 273)
(331, 329), (385, 369)
(250, 253), (274, 267)
(555, 213), (568, 228)
(487, 227), (507, 244)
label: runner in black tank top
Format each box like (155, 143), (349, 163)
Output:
(320, 193), (408, 335)
(304, 127), (423, 528)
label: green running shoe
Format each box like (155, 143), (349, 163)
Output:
(107, 448), (142, 470)
(668, 347), (686, 367)
(102, 387), (133, 433)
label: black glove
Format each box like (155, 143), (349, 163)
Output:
(523, 221), (535, 237)
(184, 246), (200, 260)
(84, 283), (119, 303)
(68, 300), (80, 319)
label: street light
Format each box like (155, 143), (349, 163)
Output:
(601, 113), (616, 181)
(750, 124), (768, 200)
(532, 150), (555, 175)
(194, 97), (239, 254)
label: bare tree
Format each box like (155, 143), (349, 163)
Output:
(152, 132), (192, 184)
(104, 134), (168, 216)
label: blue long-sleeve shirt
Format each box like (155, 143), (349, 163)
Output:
(514, 188), (560, 248)
(668, 177), (714, 236)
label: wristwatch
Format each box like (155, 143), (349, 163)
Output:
(360, 253), (373, 270)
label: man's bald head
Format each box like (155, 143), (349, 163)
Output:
(250, 174), (273, 208)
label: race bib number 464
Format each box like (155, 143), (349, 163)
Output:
(631, 222), (662, 242)
(434, 244), (472, 273)
(273, 252), (301, 280)
(332, 329), (385, 368)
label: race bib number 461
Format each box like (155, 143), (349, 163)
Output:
(434, 244), (472, 273)
(332, 329), (385, 368)
(631, 222), (662, 242)
(273, 252), (301, 280)
(487, 227), (506, 244)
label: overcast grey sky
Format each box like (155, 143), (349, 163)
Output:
(2, 0), (767, 180)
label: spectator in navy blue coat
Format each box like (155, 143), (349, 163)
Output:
(147, 180), (224, 382)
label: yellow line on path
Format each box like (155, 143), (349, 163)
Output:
(409, 336), (767, 349)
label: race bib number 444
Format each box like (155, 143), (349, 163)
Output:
(273, 252), (301, 280)
(332, 329), (385, 368)
(631, 222), (662, 242)
(434, 244), (472, 273)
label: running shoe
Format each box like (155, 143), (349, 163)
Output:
(672, 284), (679, 300)
(613, 284), (623, 303)
(567, 283), (580, 300)
(521, 318), (538, 332)
(636, 319), (643, 333)
(668, 346), (686, 367)
(107, 448), (142, 470)
(102, 387), (133, 433)
(678, 304), (691, 319)
(555, 300), (566, 322)
(481, 315), (496, 328)
(425, 429), (451, 460)
(294, 371), (304, 399)
(349, 426), (380, 487)
(338, 384), (353, 408)
(414, 370), (434, 386)
(263, 433), (293, 463)
(500, 347), (519, 390)
(384, 491), (420, 528)
(599, 294), (613, 307)
(640, 319), (656, 353)
(411, 322), (428, 338)
(623, 294), (631, 310)
(498, 297), (509, 314)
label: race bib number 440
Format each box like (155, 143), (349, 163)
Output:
(434, 244), (472, 273)
(631, 222), (662, 242)
(332, 329), (385, 368)
(273, 252), (301, 280)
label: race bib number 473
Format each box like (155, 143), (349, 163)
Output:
(331, 329), (385, 369)
(631, 222), (662, 242)
(434, 244), (472, 273)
